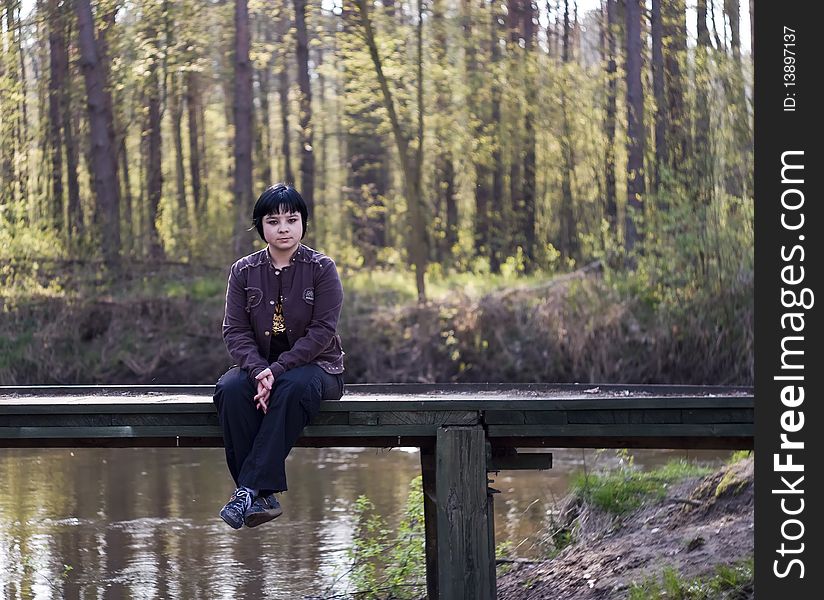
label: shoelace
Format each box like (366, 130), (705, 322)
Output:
(234, 488), (252, 510)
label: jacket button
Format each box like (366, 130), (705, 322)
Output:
(270, 300), (275, 305)
(264, 331), (270, 336)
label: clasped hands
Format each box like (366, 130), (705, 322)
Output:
(254, 368), (275, 414)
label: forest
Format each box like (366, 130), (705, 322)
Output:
(0, 0), (754, 386)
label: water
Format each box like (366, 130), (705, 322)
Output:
(0, 446), (732, 599)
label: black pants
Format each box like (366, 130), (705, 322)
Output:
(213, 364), (344, 493)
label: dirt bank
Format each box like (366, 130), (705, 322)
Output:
(496, 458), (754, 599)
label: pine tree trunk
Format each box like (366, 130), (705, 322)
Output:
(144, 41), (164, 259)
(47, 0), (65, 232)
(257, 20), (274, 187)
(559, 0), (577, 261)
(522, 1), (537, 269)
(490, 0), (504, 274)
(432, 0), (457, 264)
(74, 0), (121, 266)
(624, 0), (645, 255)
(119, 137), (133, 254)
(663, 0), (689, 171)
(293, 0), (314, 233)
(603, 0), (618, 231)
(185, 71), (203, 213)
(233, 0), (254, 257)
(277, 8), (294, 185)
(464, 0), (490, 263)
(695, 0), (712, 210)
(170, 72), (188, 238)
(354, 0), (427, 301)
(651, 0), (667, 197)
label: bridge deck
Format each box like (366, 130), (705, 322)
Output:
(1, 383), (753, 450)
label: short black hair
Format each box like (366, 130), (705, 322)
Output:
(251, 184), (308, 240)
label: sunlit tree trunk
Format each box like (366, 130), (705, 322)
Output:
(185, 71), (203, 213)
(47, 0), (65, 232)
(233, 0), (254, 257)
(294, 0), (314, 237)
(522, 0), (537, 269)
(353, 0), (428, 301)
(559, 0), (578, 261)
(603, 0), (618, 231)
(74, 0), (121, 266)
(651, 0), (666, 197)
(489, 0), (503, 274)
(170, 72), (188, 240)
(624, 0), (645, 255)
(432, 0), (457, 264)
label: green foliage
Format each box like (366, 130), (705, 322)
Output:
(571, 459), (712, 515)
(726, 450), (752, 465)
(345, 476), (426, 599)
(627, 558), (753, 600)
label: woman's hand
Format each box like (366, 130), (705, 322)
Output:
(254, 368), (275, 413)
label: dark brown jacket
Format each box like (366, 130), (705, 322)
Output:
(222, 244), (344, 380)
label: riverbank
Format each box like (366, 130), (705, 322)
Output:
(496, 456), (754, 599)
(1, 262), (752, 386)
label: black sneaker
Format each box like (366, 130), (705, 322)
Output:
(244, 494), (283, 528)
(219, 488), (253, 529)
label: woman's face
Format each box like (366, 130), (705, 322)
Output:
(262, 210), (302, 253)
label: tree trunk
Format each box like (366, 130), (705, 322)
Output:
(663, 0), (689, 171)
(170, 72), (188, 239)
(119, 136), (133, 255)
(490, 0), (504, 274)
(603, 0), (618, 231)
(257, 20), (274, 187)
(464, 0), (490, 264)
(144, 39), (164, 259)
(293, 0), (314, 237)
(186, 71), (203, 213)
(47, 0), (65, 232)
(522, 1), (537, 268)
(354, 0), (428, 302)
(277, 8), (294, 185)
(695, 0), (712, 209)
(74, 0), (121, 266)
(559, 0), (577, 261)
(233, 0), (255, 257)
(507, 0), (523, 260)
(432, 0), (457, 264)
(651, 0), (666, 197)
(624, 0), (645, 255)
(2, 1), (19, 208)
(725, 0), (750, 198)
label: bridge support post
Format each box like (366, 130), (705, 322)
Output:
(435, 425), (494, 600)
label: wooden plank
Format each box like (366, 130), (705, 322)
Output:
(0, 396), (754, 412)
(350, 411), (478, 426)
(421, 448), (439, 600)
(1, 382), (752, 395)
(436, 426), (494, 600)
(523, 411), (567, 425)
(682, 408), (754, 423)
(487, 423), (753, 437)
(487, 453), (553, 471)
(484, 410), (525, 425)
(566, 410), (683, 424)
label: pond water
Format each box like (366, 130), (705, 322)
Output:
(0, 446), (732, 599)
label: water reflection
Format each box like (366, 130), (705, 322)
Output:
(0, 447), (731, 598)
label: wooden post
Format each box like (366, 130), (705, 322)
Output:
(421, 447), (439, 600)
(436, 426), (494, 599)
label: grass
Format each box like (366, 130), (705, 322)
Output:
(571, 459), (713, 515)
(627, 558), (753, 600)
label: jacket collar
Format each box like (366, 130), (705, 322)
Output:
(250, 243), (315, 268)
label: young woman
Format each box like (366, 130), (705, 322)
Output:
(213, 183), (345, 529)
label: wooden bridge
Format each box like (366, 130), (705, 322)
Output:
(0, 383), (753, 600)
